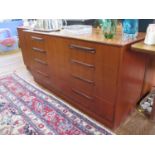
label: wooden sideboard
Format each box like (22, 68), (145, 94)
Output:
(132, 41), (155, 97)
(131, 41), (155, 120)
(18, 27), (146, 129)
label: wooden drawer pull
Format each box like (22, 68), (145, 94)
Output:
(31, 36), (44, 41)
(71, 59), (95, 68)
(32, 47), (46, 53)
(71, 74), (95, 85)
(36, 70), (49, 78)
(72, 89), (93, 100)
(34, 58), (48, 65)
(69, 44), (96, 53)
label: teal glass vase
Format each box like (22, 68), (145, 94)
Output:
(122, 19), (139, 39)
(99, 19), (117, 39)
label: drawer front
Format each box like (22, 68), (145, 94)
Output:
(31, 69), (51, 88)
(71, 78), (94, 96)
(71, 63), (94, 82)
(32, 50), (47, 63)
(70, 43), (95, 65)
(70, 50), (95, 65)
(69, 43), (96, 54)
(71, 88), (93, 109)
(30, 34), (46, 50)
(31, 58), (49, 75)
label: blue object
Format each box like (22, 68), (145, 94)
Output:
(0, 28), (18, 52)
(0, 29), (10, 40)
(0, 20), (23, 36)
(0, 20), (23, 52)
(122, 19), (139, 38)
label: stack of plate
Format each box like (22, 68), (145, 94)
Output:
(138, 90), (155, 114)
(63, 25), (92, 35)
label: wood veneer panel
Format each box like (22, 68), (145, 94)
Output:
(18, 29), (147, 129)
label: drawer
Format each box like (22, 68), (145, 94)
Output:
(71, 88), (93, 109)
(32, 49), (47, 63)
(31, 69), (51, 88)
(71, 62), (95, 82)
(31, 58), (49, 75)
(71, 78), (94, 96)
(69, 43), (95, 65)
(30, 34), (46, 50)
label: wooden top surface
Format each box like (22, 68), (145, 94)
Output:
(22, 27), (145, 47)
(131, 41), (155, 55)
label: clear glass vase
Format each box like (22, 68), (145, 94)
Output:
(99, 19), (117, 39)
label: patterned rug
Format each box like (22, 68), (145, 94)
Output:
(0, 74), (113, 135)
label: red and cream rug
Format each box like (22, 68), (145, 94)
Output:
(0, 74), (113, 135)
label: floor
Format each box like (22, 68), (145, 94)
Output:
(1, 50), (155, 135)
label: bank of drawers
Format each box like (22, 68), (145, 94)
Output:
(29, 33), (50, 85)
(69, 42), (96, 108)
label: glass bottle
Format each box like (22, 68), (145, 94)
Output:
(122, 19), (139, 39)
(99, 19), (117, 39)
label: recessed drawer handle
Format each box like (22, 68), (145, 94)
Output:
(31, 36), (44, 41)
(69, 44), (96, 53)
(71, 59), (95, 68)
(71, 74), (95, 85)
(36, 70), (49, 78)
(34, 58), (48, 65)
(72, 89), (93, 100)
(32, 47), (46, 53)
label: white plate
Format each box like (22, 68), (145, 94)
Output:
(33, 28), (61, 32)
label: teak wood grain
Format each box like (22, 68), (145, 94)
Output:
(131, 41), (155, 97)
(18, 27), (146, 129)
(25, 28), (145, 47)
(131, 41), (155, 55)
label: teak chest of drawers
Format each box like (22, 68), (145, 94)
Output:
(18, 27), (146, 129)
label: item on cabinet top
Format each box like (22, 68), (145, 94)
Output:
(122, 19), (139, 40)
(63, 25), (92, 35)
(23, 19), (36, 28)
(144, 24), (155, 45)
(34, 19), (67, 32)
(99, 19), (117, 39)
